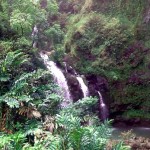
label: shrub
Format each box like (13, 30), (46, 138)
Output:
(65, 12), (134, 75)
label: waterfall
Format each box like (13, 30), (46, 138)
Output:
(63, 62), (68, 73)
(67, 65), (89, 98)
(40, 52), (72, 108)
(62, 62), (89, 98)
(97, 91), (108, 120)
(76, 76), (89, 98)
(32, 25), (38, 48)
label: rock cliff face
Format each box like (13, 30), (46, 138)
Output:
(65, 73), (83, 102)
(53, 0), (150, 124)
(60, 1), (150, 125)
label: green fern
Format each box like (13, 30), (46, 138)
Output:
(113, 141), (131, 150)
(56, 113), (81, 130)
(0, 50), (28, 82)
(11, 69), (49, 95)
(54, 108), (112, 150)
(0, 132), (26, 150)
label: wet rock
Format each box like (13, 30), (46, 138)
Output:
(113, 122), (127, 128)
(65, 74), (83, 102)
(97, 76), (109, 91)
(134, 118), (141, 123)
(86, 75), (109, 95)
(131, 142), (139, 149)
(146, 143), (150, 149)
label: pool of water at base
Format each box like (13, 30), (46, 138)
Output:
(111, 127), (150, 139)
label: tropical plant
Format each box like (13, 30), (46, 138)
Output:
(113, 141), (131, 150)
(0, 132), (26, 150)
(0, 47), (61, 133)
(0, 50), (28, 82)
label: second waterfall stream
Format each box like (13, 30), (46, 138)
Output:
(98, 91), (109, 120)
(40, 52), (72, 108)
(76, 76), (89, 98)
(65, 65), (89, 98)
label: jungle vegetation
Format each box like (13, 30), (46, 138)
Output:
(0, 0), (150, 149)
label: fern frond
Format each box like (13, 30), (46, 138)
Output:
(4, 50), (28, 68)
(0, 96), (19, 108)
(0, 50), (28, 83)
(56, 113), (81, 130)
(11, 69), (48, 94)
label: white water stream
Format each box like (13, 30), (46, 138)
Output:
(98, 91), (108, 120)
(63, 63), (89, 98)
(32, 25), (38, 48)
(76, 76), (89, 98)
(40, 53), (72, 108)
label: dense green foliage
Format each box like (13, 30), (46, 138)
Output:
(65, 12), (133, 76)
(0, 97), (112, 150)
(64, 0), (150, 121)
(0, 0), (150, 149)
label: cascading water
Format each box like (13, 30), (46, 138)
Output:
(40, 52), (72, 108)
(63, 62), (89, 98)
(76, 76), (89, 98)
(32, 25), (38, 48)
(98, 91), (109, 120)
